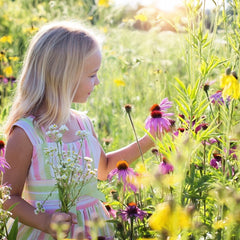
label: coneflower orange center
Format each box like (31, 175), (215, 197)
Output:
(150, 104), (161, 112)
(128, 202), (137, 207)
(117, 160), (129, 170)
(0, 140), (4, 149)
(213, 153), (222, 161)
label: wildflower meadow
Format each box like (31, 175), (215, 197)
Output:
(1, 0), (240, 239)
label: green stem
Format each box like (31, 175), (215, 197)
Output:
(130, 218), (134, 240)
(126, 112), (145, 165)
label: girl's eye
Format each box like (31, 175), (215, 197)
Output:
(90, 74), (96, 78)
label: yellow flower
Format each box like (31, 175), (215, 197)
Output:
(98, 0), (109, 7)
(161, 173), (183, 187)
(149, 202), (191, 237)
(0, 52), (7, 62)
(212, 217), (231, 230)
(3, 66), (13, 77)
(138, 239), (157, 240)
(24, 26), (39, 34)
(87, 16), (93, 20)
(114, 79), (125, 87)
(100, 27), (108, 33)
(134, 14), (148, 22)
(221, 74), (240, 100)
(9, 56), (19, 61)
(135, 163), (146, 174)
(0, 35), (12, 44)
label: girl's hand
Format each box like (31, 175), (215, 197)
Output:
(47, 212), (78, 239)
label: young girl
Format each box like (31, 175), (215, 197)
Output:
(3, 20), (155, 239)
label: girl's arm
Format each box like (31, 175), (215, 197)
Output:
(3, 127), (76, 239)
(96, 130), (155, 180)
(99, 134), (154, 180)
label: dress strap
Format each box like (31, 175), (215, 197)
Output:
(74, 112), (93, 134)
(12, 117), (44, 145)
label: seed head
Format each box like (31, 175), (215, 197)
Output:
(124, 104), (132, 113)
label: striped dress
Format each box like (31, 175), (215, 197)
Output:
(10, 112), (114, 239)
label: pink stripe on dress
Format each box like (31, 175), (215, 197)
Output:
(32, 146), (41, 180)
(83, 209), (91, 239)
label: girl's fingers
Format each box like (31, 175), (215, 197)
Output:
(68, 212), (78, 224)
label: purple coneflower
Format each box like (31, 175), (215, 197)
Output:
(210, 153), (222, 169)
(0, 140), (5, 156)
(119, 202), (147, 221)
(145, 109), (173, 134)
(158, 97), (173, 111)
(158, 157), (174, 174)
(195, 123), (208, 133)
(108, 160), (138, 192)
(210, 90), (225, 105)
(105, 204), (117, 218)
(0, 140), (9, 173)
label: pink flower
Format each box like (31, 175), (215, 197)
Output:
(159, 97), (173, 111)
(0, 140), (9, 173)
(105, 204), (117, 218)
(0, 140), (5, 156)
(210, 153), (222, 169)
(145, 111), (173, 133)
(158, 157), (174, 174)
(145, 99), (174, 134)
(108, 160), (138, 192)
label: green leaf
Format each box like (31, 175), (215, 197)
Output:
(8, 217), (18, 240)
(175, 77), (187, 93)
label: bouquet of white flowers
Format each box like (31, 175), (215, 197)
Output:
(35, 124), (97, 214)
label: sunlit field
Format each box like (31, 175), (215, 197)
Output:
(1, 0), (240, 239)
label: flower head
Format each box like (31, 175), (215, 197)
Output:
(145, 99), (174, 134)
(0, 140), (5, 156)
(105, 204), (117, 218)
(220, 69), (240, 100)
(159, 98), (173, 111)
(148, 201), (191, 237)
(210, 90), (225, 105)
(210, 153), (222, 169)
(158, 157), (174, 175)
(107, 160), (138, 192)
(119, 202), (147, 221)
(124, 104), (132, 114)
(0, 156), (10, 173)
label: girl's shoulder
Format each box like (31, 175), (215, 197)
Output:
(11, 116), (43, 145)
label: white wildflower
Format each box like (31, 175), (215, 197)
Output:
(75, 130), (89, 138)
(49, 124), (58, 130)
(46, 130), (52, 137)
(59, 125), (69, 132)
(34, 209), (40, 215)
(61, 174), (67, 180)
(84, 157), (93, 162)
(55, 132), (63, 140)
(87, 163), (92, 169)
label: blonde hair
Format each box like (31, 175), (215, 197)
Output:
(5, 20), (99, 136)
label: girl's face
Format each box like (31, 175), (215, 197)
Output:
(73, 48), (101, 103)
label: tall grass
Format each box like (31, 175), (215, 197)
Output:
(1, 0), (240, 239)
